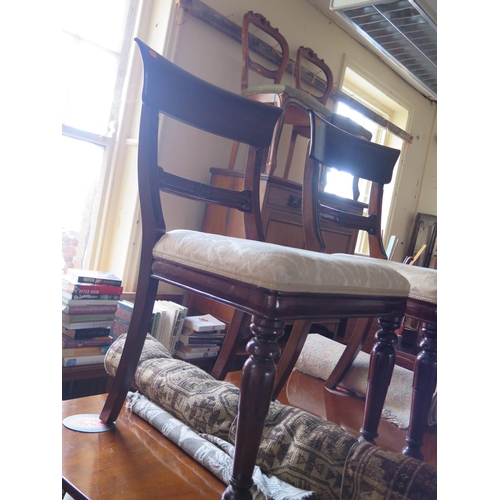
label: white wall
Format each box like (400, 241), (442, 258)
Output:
(157, 0), (437, 263)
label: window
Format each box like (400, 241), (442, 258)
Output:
(324, 67), (408, 254)
(61, 0), (136, 271)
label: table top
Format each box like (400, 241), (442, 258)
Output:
(62, 394), (226, 499)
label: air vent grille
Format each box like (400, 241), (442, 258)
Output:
(335, 1), (436, 98)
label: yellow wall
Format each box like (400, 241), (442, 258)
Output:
(99, 0), (437, 289)
(161, 0), (437, 262)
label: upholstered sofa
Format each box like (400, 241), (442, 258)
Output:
(105, 333), (437, 499)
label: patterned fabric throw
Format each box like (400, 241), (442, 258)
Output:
(105, 333), (437, 499)
(127, 391), (317, 500)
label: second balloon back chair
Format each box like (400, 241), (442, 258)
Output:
(228, 11), (334, 178)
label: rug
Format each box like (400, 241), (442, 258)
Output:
(294, 334), (437, 429)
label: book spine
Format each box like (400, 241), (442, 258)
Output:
(181, 327), (224, 336)
(177, 344), (220, 353)
(172, 307), (187, 352)
(178, 334), (225, 345)
(62, 313), (116, 323)
(63, 292), (121, 300)
(63, 320), (115, 330)
(62, 346), (110, 357)
(168, 308), (181, 354)
(63, 282), (124, 295)
(63, 305), (118, 315)
(62, 298), (119, 306)
(76, 277), (122, 286)
(64, 327), (112, 339)
(62, 354), (106, 367)
(175, 350), (218, 360)
(62, 335), (112, 348)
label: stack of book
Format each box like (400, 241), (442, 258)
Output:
(62, 269), (123, 367)
(110, 299), (188, 355)
(174, 314), (226, 360)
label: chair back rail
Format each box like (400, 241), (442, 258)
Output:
(135, 38), (283, 244)
(303, 112), (400, 258)
(295, 46), (334, 106)
(241, 11), (290, 90)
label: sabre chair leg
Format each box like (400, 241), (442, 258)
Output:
(222, 316), (284, 500)
(359, 315), (402, 444)
(402, 321), (437, 460)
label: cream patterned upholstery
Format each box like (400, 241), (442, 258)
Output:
(153, 230), (410, 296)
(380, 261), (437, 304)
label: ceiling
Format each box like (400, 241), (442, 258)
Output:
(308, 0), (437, 101)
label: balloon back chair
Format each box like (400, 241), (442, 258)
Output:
(228, 11), (334, 178)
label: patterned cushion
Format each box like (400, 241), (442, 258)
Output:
(152, 230), (410, 297)
(105, 334), (436, 499)
(341, 441), (437, 499)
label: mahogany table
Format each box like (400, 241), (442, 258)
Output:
(62, 394), (225, 499)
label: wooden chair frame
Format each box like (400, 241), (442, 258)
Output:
(301, 112), (436, 459)
(100, 40), (407, 499)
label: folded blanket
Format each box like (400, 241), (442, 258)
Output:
(105, 333), (437, 500)
(295, 334), (437, 429)
(127, 391), (317, 500)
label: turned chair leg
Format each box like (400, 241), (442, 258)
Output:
(223, 316), (283, 500)
(402, 321), (437, 460)
(359, 314), (402, 444)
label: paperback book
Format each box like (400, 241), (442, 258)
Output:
(62, 345), (110, 357)
(62, 290), (121, 301)
(155, 301), (188, 354)
(110, 299), (134, 340)
(62, 297), (119, 307)
(62, 326), (112, 339)
(62, 312), (116, 324)
(62, 303), (118, 315)
(62, 319), (115, 330)
(177, 332), (225, 346)
(62, 354), (106, 367)
(62, 277), (123, 296)
(176, 342), (220, 354)
(66, 269), (122, 286)
(175, 349), (218, 360)
(183, 314), (226, 332)
(62, 333), (113, 348)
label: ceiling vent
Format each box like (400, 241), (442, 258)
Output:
(310, 0), (437, 100)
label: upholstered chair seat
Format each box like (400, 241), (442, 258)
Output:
(152, 230), (411, 297)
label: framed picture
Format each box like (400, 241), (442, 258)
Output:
(405, 213), (437, 268)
